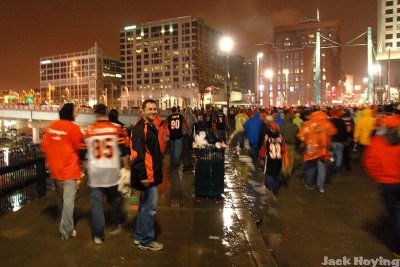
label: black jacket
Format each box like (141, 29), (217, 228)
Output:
(130, 117), (163, 191)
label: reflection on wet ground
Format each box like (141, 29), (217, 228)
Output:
(226, 146), (395, 266)
(1, 142), (395, 266)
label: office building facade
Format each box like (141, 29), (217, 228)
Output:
(120, 16), (224, 109)
(273, 19), (343, 106)
(39, 44), (121, 106)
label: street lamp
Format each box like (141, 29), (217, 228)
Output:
(386, 46), (391, 101)
(264, 69), (273, 106)
(219, 36), (233, 113)
(372, 64), (382, 104)
(74, 73), (80, 105)
(256, 52), (264, 105)
(283, 68), (289, 106)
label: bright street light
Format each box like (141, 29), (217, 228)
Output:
(219, 36), (233, 115)
(264, 69), (273, 80)
(219, 36), (233, 53)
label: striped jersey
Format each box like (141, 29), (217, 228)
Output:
(83, 120), (129, 187)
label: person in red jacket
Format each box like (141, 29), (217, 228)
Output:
(363, 114), (400, 258)
(41, 103), (83, 240)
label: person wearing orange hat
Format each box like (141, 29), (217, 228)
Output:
(363, 114), (400, 257)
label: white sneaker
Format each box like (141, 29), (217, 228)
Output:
(318, 188), (325, 194)
(133, 239), (140, 245)
(138, 241), (163, 251)
(109, 224), (123, 236)
(71, 230), (77, 237)
(93, 237), (103, 245)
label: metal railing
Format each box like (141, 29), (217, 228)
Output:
(0, 144), (47, 216)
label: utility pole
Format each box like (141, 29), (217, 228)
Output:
(314, 32), (321, 105)
(367, 27), (373, 104)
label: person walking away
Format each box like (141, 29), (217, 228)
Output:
(166, 106), (190, 165)
(259, 122), (289, 196)
(82, 104), (130, 244)
(228, 106), (237, 131)
(243, 111), (265, 162)
(215, 109), (228, 143)
(353, 107), (376, 151)
(342, 109), (355, 170)
(298, 110), (337, 193)
(41, 103), (83, 240)
(293, 112), (304, 130)
(231, 108), (249, 149)
(330, 109), (347, 174)
(363, 115), (400, 258)
(130, 99), (164, 251)
(279, 112), (299, 180)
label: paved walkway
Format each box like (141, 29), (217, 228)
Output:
(0, 150), (276, 267)
(0, 146), (397, 267)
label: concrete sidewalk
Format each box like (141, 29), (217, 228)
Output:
(0, 151), (277, 267)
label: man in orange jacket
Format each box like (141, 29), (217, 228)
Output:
(363, 114), (400, 257)
(298, 110), (337, 193)
(42, 103), (83, 240)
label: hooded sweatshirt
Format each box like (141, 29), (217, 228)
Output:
(297, 110), (337, 161)
(244, 112), (264, 147)
(353, 108), (376, 145)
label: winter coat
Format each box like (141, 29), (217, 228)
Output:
(363, 115), (400, 184)
(297, 110), (337, 161)
(234, 112), (249, 132)
(354, 108), (376, 145)
(244, 112), (264, 147)
(130, 117), (163, 191)
(280, 113), (299, 146)
(292, 113), (304, 130)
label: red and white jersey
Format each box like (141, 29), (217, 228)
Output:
(83, 120), (128, 187)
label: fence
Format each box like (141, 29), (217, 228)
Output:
(0, 144), (47, 216)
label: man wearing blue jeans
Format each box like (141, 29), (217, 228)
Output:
(83, 104), (130, 245)
(131, 99), (164, 251)
(303, 158), (327, 192)
(167, 106), (190, 166)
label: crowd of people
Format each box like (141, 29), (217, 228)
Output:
(41, 100), (400, 256)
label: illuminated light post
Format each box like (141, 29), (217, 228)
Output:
(219, 36), (233, 114)
(256, 52), (264, 105)
(264, 69), (273, 107)
(386, 46), (391, 102)
(283, 68), (289, 106)
(74, 73), (80, 105)
(372, 64), (382, 104)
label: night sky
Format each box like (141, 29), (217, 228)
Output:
(0, 0), (376, 91)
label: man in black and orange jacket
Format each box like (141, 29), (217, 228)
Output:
(130, 99), (164, 251)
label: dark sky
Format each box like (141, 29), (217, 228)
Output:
(0, 0), (376, 91)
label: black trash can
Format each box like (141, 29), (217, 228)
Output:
(194, 147), (225, 197)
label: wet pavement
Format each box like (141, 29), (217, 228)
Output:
(0, 148), (276, 267)
(0, 143), (396, 266)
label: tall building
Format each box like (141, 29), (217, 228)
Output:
(377, 0), (400, 60)
(120, 16), (224, 109)
(273, 19), (343, 106)
(40, 44), (121, 106)
(377, 0), (400, 100)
